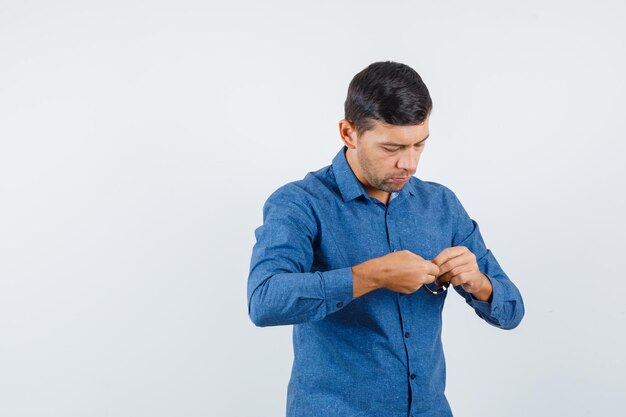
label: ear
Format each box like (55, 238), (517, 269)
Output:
(338, 119), (359, 150)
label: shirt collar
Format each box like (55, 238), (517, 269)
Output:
(331, 145), (416, 203)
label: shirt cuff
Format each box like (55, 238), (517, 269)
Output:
(319, 267), (355, 315)
(468, 273), (503, 317)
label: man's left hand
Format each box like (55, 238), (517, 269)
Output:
(431, 246), (493, 302)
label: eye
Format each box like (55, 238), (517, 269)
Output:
(382, 146), (400, 152)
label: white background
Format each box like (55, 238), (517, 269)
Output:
(1, 1), (625, 416)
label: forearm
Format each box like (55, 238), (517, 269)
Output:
(470, 273), (493, 302)
(448, 197), (524, 330)
(249, 256), (386, 326)
(248, 267), (354, 327)
(460, 270), (524, 330)
(351, 258), (384, 298)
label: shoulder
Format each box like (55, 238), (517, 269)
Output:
(261, 165), (335, 227)
(263, 181), (311, 215)
(264, 164), (335, 208)
(265, 167), (328, 202)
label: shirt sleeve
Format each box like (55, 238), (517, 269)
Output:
(448, 189), (525, 330)
(247, 185), (355, 327)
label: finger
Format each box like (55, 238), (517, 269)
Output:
(439, 263), (474, 285)
(450, 268), (475, 287)
(424, 274), (437, 284)
(435, 274), (449, 286)
(435, 270), (452, 285)
(437, 252), (471, 276)
(425, 261), (440, 277)
(450, 271), (470, 287)
(432, 246), (468, 267)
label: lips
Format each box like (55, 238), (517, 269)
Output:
(390, 177), (409, 184)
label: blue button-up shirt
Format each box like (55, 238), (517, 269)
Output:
(247, 146), (524, 417)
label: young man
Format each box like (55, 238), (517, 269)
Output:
(247, 61), (524, 417)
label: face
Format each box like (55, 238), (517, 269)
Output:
(341, 118), (430, 200)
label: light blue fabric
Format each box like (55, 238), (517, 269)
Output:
(247, 146), (524, 417)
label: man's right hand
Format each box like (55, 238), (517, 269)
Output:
(351, 250), (440, 298)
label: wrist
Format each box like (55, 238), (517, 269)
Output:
(472, 273), (493, 302)
(352, 259), (383, 298)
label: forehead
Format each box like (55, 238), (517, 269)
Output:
(364, 119), (430, 144)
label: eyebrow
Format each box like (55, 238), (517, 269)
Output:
(379, 134), (430, 147)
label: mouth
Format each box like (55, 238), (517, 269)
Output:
(389, 177), (410, 184)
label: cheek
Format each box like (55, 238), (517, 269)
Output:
(367, 153), (385, 168)
(370, 158), (390, 178)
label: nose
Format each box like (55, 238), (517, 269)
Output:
(397, 148), (419, 172)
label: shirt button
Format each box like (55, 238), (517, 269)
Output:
(336, 301), (344, 308)
(404, 332), (410, 338)
(410, 374), (416, 380)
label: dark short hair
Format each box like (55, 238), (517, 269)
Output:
(344, 61), (432, 137)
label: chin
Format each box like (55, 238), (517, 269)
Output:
(379, 184), (404, 193)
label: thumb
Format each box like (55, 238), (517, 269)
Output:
(426, 261), (440, 277)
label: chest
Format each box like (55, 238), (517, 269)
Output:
(311, 197), (455, 269)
